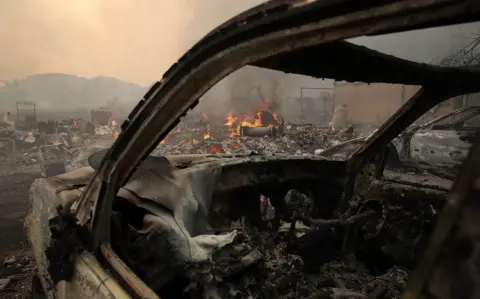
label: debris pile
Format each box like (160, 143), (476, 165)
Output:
(0, 108), (371, 176)
(153, 121), (363, 157)
(123, 189), (413, 299)
(0, 254), (35, 299)
(194, 225), (409, 299)
(0, 118), (119, 175)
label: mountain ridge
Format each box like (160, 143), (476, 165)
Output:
(0, 73), (148, 112)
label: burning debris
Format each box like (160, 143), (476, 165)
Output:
(153, 111), (362, 157)
(0, 98), (366, 177)
(224, 98), (282, 137)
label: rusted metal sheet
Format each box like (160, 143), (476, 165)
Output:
(402, 135), (480, 299)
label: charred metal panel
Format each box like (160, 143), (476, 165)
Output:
(58, 251), (131, 299)
(25, 179), (67, 298)
(24, 167), (95, 298)
(410, 130), (471, 168)
(402, 136), (480, 299)
(253, 40), (480, 87)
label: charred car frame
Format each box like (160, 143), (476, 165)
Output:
(24, 0), (480, 299)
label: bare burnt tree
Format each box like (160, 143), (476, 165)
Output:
(440, 33), (480, 67)
(438, 33), (480, 108)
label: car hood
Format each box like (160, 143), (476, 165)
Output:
(318, 136), (369, 159)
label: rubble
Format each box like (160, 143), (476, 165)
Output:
(0, 117), (119, 176)
(153, 121), (364, 157)
(3, 256), (16, 267)
(0, 277), (12, 291)
(0, 109), (370, 177)
(0, 254), (35, 299)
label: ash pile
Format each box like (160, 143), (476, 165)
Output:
(153, 111), (367, 157)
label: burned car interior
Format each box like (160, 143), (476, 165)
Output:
(55, 39), (477, 298)
(23, 1), (480, 299)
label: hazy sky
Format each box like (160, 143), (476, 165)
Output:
(1, 0), (478, 85)
(0, 0), (261, 85)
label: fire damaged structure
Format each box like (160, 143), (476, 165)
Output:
(23, 1), (480, 299)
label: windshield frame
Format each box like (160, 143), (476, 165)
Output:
(73, 0), (480, 257)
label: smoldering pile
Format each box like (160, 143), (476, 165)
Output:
(153, 118), (364, 157)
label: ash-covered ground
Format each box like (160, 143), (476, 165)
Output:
(0, 173), (38, 299)
(154, 122), (359, 156)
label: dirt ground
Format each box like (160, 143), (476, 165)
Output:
(0, 172), (40, 299)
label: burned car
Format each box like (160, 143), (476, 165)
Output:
(321, 106), (480, 178)
(398, 106), (480, 169)
(24, 1), (480, 299)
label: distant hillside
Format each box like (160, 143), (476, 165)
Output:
(0, 73), (147, 113)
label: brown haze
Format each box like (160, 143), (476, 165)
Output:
(1, 0), (477, 86)
(0, 0), (264, 85)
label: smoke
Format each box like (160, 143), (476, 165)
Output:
(0, 0), (265, 85)
(1, 0), (478, 118)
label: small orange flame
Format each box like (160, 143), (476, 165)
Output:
(113, 131), (119, 138)
(160, 136), (168, 145)
(225, 112), (238, 127)
(225, 112), (241, 137)
(203, 125), (212, 140)
(272, 112), (279, 122)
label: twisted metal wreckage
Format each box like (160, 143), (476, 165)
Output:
(23, 0), (480, 298)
